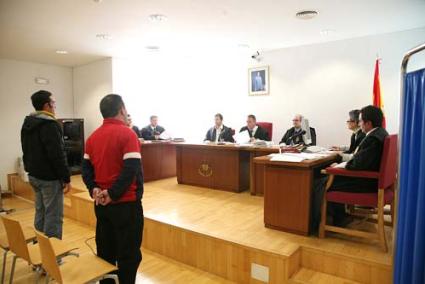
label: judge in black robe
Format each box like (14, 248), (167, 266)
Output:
(280, 114), (316, 146)
(239, 114), (270, 141)
(280, 127), (316, 146)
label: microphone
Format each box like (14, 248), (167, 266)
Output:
(288, 130), (306, 144)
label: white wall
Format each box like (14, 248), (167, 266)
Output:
(73, 58), (113, 139)
(112, 54), (250, 142)
(113, 28), (425, 146)
(260, 27), (425, 146)
(0, 59), (73, 190)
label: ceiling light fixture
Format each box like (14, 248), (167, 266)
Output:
(96, 33), (112, 40)
(295, 10), (318, 20)
(148, 14), (168, 22)
(238, 44), (250, 49)
(145, 45), (160, 51)
(55, 50), (68, 54)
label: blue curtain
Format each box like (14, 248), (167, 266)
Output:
(394, 68), (425, 284)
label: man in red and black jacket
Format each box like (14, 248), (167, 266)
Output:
(82, 94), (143, 284)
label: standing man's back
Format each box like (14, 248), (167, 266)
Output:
(21, 90), (70, 239)
(82, 94), (144, 284)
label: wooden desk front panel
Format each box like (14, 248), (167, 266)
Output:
(176, 146), (249, 192)
(142, 143), (176, 182)
(263, 165), (313, 235)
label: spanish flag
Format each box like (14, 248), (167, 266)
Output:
(373, 59), (386, 128)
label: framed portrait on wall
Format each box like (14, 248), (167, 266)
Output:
(248, 66), (269, 96)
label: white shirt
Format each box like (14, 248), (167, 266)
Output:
(366, 127), (378, 136)
(249, 126), (258, 138)
(214, 125), (224, 142)
(336, 127), (378, 168)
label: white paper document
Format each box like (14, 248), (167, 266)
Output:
(270, 154), (305, 162)
(233, 130), (251, 144)
(269, 151), (331, 163)
(159, 131), (171, 140)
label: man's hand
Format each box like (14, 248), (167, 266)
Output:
(63, 183), (71, 194)
(250, 137), (255, 142)
(98, 190), (112, 206)
(330, 146), (341, 151)
(92, 187), (102, 205)
(154, 135), (160, 140)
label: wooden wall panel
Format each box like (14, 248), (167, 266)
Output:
(142, 218), (290, 284)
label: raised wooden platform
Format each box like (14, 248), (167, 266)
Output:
(9, 174), (393, 284)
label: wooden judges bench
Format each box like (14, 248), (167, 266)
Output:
(174, 143), (279, 194)
(141, 141), (177, 182)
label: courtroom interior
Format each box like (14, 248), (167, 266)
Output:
(0, 1), (425, 284)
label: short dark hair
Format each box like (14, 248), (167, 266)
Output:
(247, 114), (256, 121)
(215, 113), (223, 120)
(360, 105), (383, 128)
(100, 94), (125, 118)
(150, 115), (158, 120)
(31, 90), (52, 111)
(348, 109), (360, 123)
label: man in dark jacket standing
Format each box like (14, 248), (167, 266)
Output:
(21, 90), (70, 239)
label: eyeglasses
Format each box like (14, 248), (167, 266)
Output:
(346, 120), (355, 123)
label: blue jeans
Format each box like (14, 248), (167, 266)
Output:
(29, 176), (64, 239)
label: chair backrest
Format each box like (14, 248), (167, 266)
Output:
(0, 216), (31, 261)
(35, 230), (63, 283)
(378, 134), (398, 189)
(257, 122), (273, 140)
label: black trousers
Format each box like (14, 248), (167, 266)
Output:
(311, 175), (378, 233)
(95, 201), (144, 284)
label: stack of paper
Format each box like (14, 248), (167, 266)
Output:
(270, 154), (305, 162)
(269, 151), (331, 163)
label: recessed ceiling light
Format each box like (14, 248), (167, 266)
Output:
(55, 50), (68, 54)
(145, 45), (160, 51)
(238, 44), (250, 49)
(148, 14), (167, 22)
(320, 29), (336, 36)
(93, 0), (103, 3)
(96, 33), (112, 40)
(295, 10), (318, 20)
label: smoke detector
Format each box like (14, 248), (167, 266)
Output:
(295, 10), (318, 20)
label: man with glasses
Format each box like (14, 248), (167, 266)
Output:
(311, 105), (388, 230)
(331, 109), (366, 161)
(21, 90), (70, 239)
(280, 114), (317, 145)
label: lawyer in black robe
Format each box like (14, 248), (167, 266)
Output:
(239, 125), (270, 141)
(205, 125), (234, 142)
(141, 125), (165, 140)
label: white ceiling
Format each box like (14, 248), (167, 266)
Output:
(1, 0), (425, 67)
